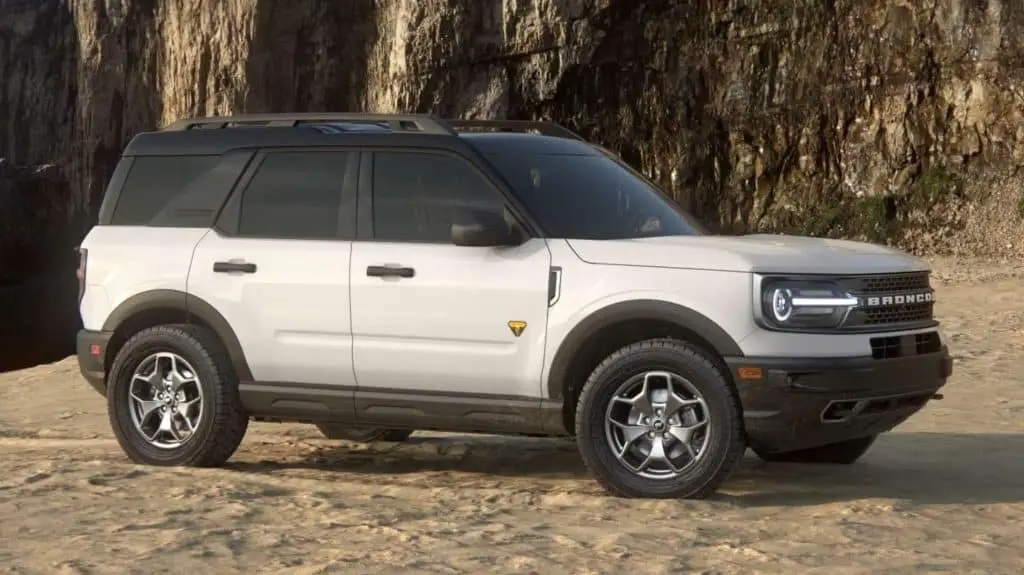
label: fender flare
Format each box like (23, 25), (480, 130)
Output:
(546, 299), (744, 400)
(102, 289), (254, 382)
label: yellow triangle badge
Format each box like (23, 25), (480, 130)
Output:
(507, 320), (527, 337)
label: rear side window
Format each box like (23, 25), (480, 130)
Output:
(236, 151), (350, 240)
(110, 156), (220, 226)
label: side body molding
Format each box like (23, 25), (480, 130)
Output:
(546, 299), (745, 400)
(101, 289), (255, 382)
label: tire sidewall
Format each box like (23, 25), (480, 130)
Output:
(107, 327), (225, 465)
(577, 343), (742, 498)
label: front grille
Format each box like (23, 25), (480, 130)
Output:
(841, 272), (931, 294)
(837, 271), (935, 330)
(846, 302), (934, 327)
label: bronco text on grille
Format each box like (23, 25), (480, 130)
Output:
(838, 272), (936, 330)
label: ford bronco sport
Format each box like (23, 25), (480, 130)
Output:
(75, 113), (953, 499)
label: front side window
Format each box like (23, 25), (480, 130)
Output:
(484, 149), (705, 240)
(371, 151), (507, 243)
(237, 151), (350, 240)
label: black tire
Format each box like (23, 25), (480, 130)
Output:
(315, 425), (414, 443)
(106, 324), (249, 467)
(574, 338), (745, 499)
(753, 435), (877, 464)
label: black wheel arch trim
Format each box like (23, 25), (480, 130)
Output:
(101, 289), (255, 382)
(546, 299), (744, 400)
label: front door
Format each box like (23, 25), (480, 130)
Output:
(349, 149), (552, 407)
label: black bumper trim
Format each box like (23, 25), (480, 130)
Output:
(725, 347), (952, 453)
(76, 329), (113, 395)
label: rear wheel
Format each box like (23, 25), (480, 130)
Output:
(574, 338), (745, 499)
(315, 425), (414, 443)
(753, 435), (878, 464)
(106, 324), (249, 467)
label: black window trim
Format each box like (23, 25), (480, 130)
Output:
(213, 146), (360, 242)
(356, 146), (538, 244)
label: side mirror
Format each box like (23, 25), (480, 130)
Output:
(451, 208), (523, 247)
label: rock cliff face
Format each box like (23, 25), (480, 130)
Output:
(1, 0), (1023, 370)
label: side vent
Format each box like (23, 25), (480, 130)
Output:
(548, 267), (562, 307)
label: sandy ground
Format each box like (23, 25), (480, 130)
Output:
(1, 257), (1023, 575)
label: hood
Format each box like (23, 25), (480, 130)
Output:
(566, 234), (929, 275)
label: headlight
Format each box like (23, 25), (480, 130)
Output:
(759, 279), (858, 330)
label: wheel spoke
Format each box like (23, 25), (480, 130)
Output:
(157, 411), (182, 442)
(639, 436), (680, 473)
(166, 354), (197, 392)
(609, 420), (649, 457)
(176, 397), (199, 420)
(664, 387), (704, 419)
(612, 374), (656, 415)
(130, 390), (163, 422)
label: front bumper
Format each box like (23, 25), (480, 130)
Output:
(726, 345), (953, 453)
(76, 329), (113, 395)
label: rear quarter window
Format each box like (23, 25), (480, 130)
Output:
(109, 155), (222, 227)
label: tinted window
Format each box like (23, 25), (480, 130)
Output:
(485, 150), (705, 239)
(237, 151), (349, 240)
(111, 156), (219, 225)
(372, 152), (505, 243)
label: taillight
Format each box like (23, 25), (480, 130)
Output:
(76, 247), (88, 303)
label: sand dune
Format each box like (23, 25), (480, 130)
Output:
(0, 256), (1022, 574)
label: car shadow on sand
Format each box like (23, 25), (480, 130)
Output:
(227, 431), (1024, 506)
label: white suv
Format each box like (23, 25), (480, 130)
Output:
(75, 113), (953, 499)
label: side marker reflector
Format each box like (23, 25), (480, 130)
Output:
(737, 367), (763, 381)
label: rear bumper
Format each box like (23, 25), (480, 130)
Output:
(726, 346), (952, 453)
(76, 329), (113, 396)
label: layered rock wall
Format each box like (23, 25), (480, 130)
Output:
(1, 0), (1022, 370)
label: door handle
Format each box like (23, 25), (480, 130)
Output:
(213, 261), (257, 274)
(366, 264), (415, 278)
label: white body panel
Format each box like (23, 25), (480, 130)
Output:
(538, 239), (756, 397)
(186, 230), (355, 386)
(78, 226), (209, 331)
(567, 234), (930, 275)
(349, 238), (552, 397)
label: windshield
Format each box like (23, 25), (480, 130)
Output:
(484, 149), (706, 239)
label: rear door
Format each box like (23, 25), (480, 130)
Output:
(187, 149), (358, 391)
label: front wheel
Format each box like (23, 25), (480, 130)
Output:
(574, 338), (745, 499)
(753, 435), (878, 464)
(315, 425), (414, 443)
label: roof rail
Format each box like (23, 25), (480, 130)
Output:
(162, 113), (456, 135)
(447, 119), (585, 141)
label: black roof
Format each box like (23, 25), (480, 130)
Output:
(120, 115), (600, 157)
(459, 132), (600, 156)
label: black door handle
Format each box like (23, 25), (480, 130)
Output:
(213, 261), (257, 274)
(366, 265), (415, 278)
